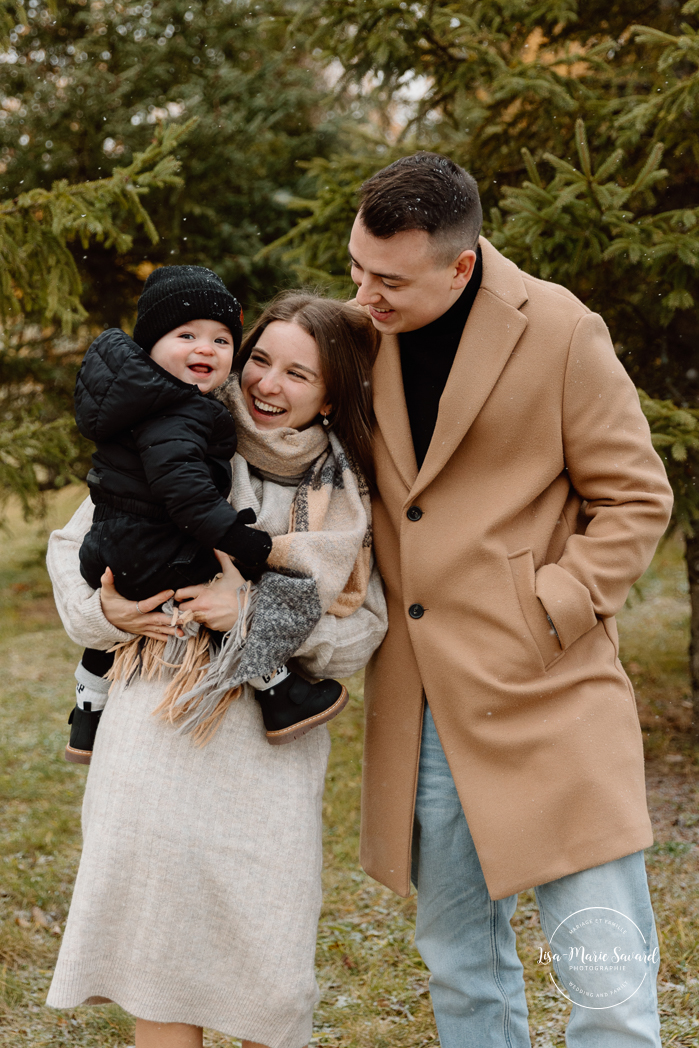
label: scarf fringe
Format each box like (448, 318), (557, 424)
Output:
(106, 583), (256, 746)
(163, 582), (257, 743)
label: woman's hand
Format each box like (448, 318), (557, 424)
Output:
(100, 567), (180, 640)
(174, 550), (247, 633)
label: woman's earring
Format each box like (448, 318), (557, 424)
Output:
(322, 413), (330, 427)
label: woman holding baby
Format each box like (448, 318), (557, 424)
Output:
(46, 268), (386, 1048)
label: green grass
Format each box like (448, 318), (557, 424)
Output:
(0, 494), (697, 1047)
(0, 486), (87, 640)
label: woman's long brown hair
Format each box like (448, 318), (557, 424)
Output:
(232, 292), (379, 489)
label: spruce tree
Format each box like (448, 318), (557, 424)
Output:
(0, 120), (190, 515)
(0, 0), (338, 324)
(0, 0), (338, 513)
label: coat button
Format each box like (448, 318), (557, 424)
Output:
(406, 506), (423, 521)
(409, 603), (424, 619)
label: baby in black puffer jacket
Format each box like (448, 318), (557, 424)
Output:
(68, 266), (274, 762)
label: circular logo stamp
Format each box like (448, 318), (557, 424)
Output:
(536, 906), (658, 1009)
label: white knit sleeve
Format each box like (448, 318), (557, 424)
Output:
(46, 496), (132, 650)
(292, 559), (387, 679)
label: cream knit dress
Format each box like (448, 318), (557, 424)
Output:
(46, 456), (387, 1048)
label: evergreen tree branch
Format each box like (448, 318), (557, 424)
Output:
(0, 119), (195, 333)
(0, 414), (78, 519)
(638, 391), (699, 537)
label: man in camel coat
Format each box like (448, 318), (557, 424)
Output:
(349, 153), (672, 1048)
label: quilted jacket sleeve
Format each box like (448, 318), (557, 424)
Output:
(131, 407), (238, 549)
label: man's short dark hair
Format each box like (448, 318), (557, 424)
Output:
(358, 152), (482, 265)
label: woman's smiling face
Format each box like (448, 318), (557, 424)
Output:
(241, 320), (332, 431)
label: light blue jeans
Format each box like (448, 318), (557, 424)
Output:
(411, 705), (661, 1048)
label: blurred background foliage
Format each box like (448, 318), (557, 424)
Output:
(1, 0), (698, 724)
(0, 0), (344, 512)
(0, 0), (340, 316)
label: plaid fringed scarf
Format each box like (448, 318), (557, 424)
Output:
(111, 374), (373, 743)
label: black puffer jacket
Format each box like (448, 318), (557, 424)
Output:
(74, 328), (271, 571)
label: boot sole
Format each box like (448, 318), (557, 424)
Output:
(266, 685), (349, 745)
(65, 745), (92, 765)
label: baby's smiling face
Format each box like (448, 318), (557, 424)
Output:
(149, 318), (234, 393)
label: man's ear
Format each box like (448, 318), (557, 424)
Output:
(451, 249), (477, 290)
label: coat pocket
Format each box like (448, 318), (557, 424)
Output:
(534, 562), (598, 651)
(508, 548), (562, 670)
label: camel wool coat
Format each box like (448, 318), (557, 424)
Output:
(360, 237), (673, 901)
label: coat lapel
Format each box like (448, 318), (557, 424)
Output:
(373, 331), (418, 491)
(407, 240), (529, 504)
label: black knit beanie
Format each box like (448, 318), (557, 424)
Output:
(132, 265), (243, 353)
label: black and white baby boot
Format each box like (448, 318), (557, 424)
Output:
(252, 666), (349, 745)
(66, 703), (103, 765)
(65, 655), (111, 764)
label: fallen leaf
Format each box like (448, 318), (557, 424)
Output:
(15, 916), (31, 929)
(32, 905), (50, 928)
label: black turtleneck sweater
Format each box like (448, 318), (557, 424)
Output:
(400, 246), (483, 468)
